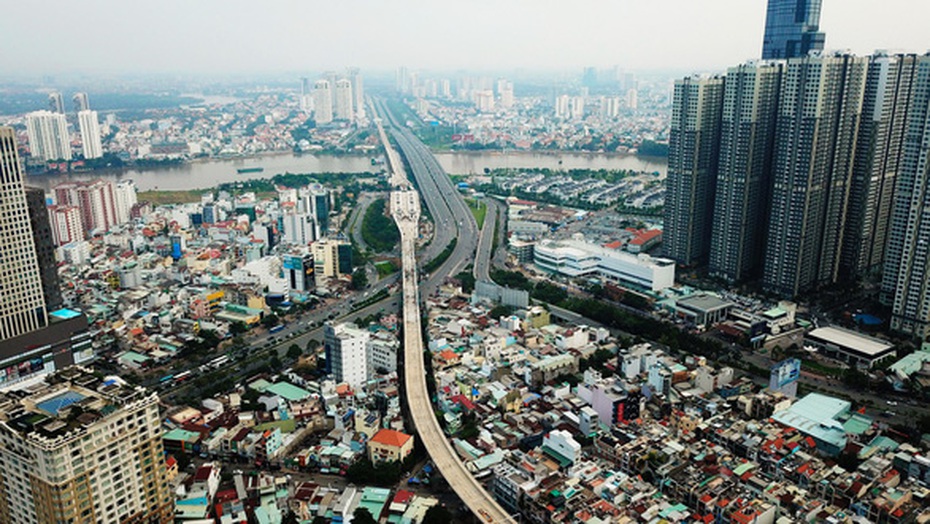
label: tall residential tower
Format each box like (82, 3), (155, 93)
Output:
(883, 55), (930, 338)
(313, 80), (333, 124)
(709, 61), (783, 283)
(842, 53), (918, 277)
(664, 76), (725, 267)
(26, 110), (71, 162)
(77, 109), (102, 159)
(763, 54), (868, 297)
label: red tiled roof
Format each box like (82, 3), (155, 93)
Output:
(450, 394), (476, 411)
(370, 429), (412, 448)
(629, 229), (662, 246)
(393, 490), (415, 504)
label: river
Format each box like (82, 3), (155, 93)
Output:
(24, 151), (668, 192)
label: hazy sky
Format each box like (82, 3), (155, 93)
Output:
(3, 0), (928, 75)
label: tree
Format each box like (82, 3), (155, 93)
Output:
(456, 271), (476, 294)
(843, 368), (869, 389)
(352, 508), (377, 524)
(282, 511), (300, 524)
(489, 304), (515, 319)
(352, 268), (369, 290)
(306, 339), (321, 352)
(269, 354), (282, 371)
(422, 505), (453, 524)
(532, 281), (568, 304)
(229, 322), (248, 335)
(286, 344), (302, 361)
(261, 313), (280, 329)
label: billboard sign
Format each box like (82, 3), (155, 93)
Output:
(770, 358), (801, 389)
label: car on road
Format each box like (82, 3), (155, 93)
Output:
(886, 400), (898, 406)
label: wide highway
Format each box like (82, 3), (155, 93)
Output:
(376, 99), (514, 523)
(372, 98), (479, 294)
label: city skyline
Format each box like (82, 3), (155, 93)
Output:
(1, 0), (929, 76)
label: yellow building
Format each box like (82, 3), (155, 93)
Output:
(367, 429), (414, 465)
(312, 237), (352, 279)
(524, 306), (551, 329)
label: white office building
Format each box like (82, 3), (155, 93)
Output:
(26, 110), (71, 161)
(77, 109), (102, 159)
(324, 323), (370, 389)
(534, 236), (675, 292)
(369, 333), (399, 374)
(282, 212), (317, 246)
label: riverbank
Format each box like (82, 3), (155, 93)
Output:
(25, 150), (667, 192)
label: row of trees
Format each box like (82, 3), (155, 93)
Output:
(361, 199), (401, 252)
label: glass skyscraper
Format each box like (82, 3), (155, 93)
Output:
(761, 0), (825, 59)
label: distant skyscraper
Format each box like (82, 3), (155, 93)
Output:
(882, 55), (930, 337)
(441, 79), (452, 99)
(582, 66), (598, 88)
(498, 80), (514, 110)
(334, 78), (354, 121)
(842, 53), (918, 278)
(47, 91), (64, 114)
(626, 88), (638, 110)
(709, 61), (783, 283)
(475, 90), (495, 113)
(77, 109), (102, 159)
(763, 54), (868, 297)
(347, 67), (364, 118)
(601, 96), (620, 118)
(555, 94), (570, 119)
(664, 76), (725, 267)
(313, 79), (333, 124)
(299, 77), (312, 112)
(72, 92), (90, 112)
(761, 0), (825, 59)
(396, 66), (410, 93)
(0, 127), (49, 341)
(570, 96), (585, 120)
(24, 187), (62, 312)
(25, 110), (71, 161)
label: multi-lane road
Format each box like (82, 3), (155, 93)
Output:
(376, 99), (515, 523)
(473, 197), (501, 283)
(373, 99), (479, 291)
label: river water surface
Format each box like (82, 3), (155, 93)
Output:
(25, 151), (668, 192)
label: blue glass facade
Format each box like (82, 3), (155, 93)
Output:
(761, 0), (825, 59)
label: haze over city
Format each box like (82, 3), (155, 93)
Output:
(3, 1), (930, 523)
(2, 0), (929, 75)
